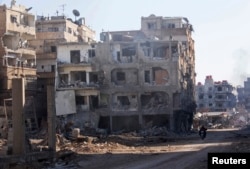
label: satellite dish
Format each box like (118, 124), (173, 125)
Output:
(73, 9), (80, 21)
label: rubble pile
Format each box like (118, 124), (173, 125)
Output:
(138, 126), (177, 137)
(229, 112), (250, 128)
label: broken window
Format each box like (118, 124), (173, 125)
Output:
(88, 49), (96, 57)
(70, 50), (80, 63)
(117, 96), (130, 106)
(140, 42), (150, 57)
(59, 74), (68, 86)
(112, 34), (122, 41)
(90, 95), (99, 110)
(141, 92), (169, 110)
(145, 71), (150, 83)
(68, 27), (72, 34)
(10, 15), (17, 23)
(168, 23), (175, 28)
(71, 71), (86, 82)
(89, 73), (98, 83)
(51, 65), (55, 72)
(208, 95), (212, 99)
(122, 46), (136, 56)
(153, 46), (168, 58)
(76, 96), (85, 105)
(147, 22), (156, 30)
(51, 46), (57, 53)
(116, 72), (125, 81)
(199, 94), (204, 99)
(117, 51), (121, 62)
(217, 87), (222, 91)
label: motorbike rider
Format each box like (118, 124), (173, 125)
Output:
(199, 125), (207, 139)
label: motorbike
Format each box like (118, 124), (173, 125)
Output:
(199, 130), (206, 140)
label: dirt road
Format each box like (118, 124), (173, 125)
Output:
(76, 128), (249, 169)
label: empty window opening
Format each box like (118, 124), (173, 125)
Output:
(117, 51), (121, 62)
(90, 95), (99, 110)
(89, 73), (98, 83)
(117, 72), (125, 81)
(51, 46), (57, 53)
(51, 65), (55, 72)
(71, 71), (86, 82)
(153, 46), (168, 58)
(117, 96), (130, 106)
(168, 23), (175, 28)
(59, 74), (69, 86)
(112, 34), (123, 41)
(88, 49), (96, 57)
(10, 15), (17, 23)
(68, 27), (72, 34)
(70, 50), (80, 63)
(217, 86), (222, 91)
(76, 96), (85, 105)
(147, 22), (156, 30)
(122, 47), (136, 56)
(140, 42), (150, 57)
(145, 71), (150, 83)
(141, 92), (169, 110)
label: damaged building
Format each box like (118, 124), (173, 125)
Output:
(91, 15), (196, 132)
(56, 42), (100, 129)
(195, 75), (236, 113)
(0, 1), (46, 160)
(0, 2), (37, 100)
(237, 77), (250, 112)
(28, 10), (95, 125)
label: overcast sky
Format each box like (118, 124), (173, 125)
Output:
(1, 0), (250, 86)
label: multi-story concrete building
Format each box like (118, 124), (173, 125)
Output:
(29, 13), (95, 120)
(196, 75), (236, 113)
(55, 42), (100, 128)
(237, 77), (250, 112)
(90, 15), (196, 132)
(0, 1), (36, 104)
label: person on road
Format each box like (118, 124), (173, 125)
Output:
(199, 125), (207, 140)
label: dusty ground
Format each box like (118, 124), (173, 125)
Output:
(51, 127), (250, 169)
(1, 127), (250, 169)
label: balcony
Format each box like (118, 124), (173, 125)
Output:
(37, 72), (55, 78)
(57, 81), (100, 90)
(0, 66), (36, 77)
(7, 23), (35, 36)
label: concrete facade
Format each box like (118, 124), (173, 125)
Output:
(92, 15), (196, 132)
(28, 13), (95, 121)
(237, 77), (250, 112)
(0, 2), (37, 103)
(195, 75), (236, 113)
(56, 42), (100, 128)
